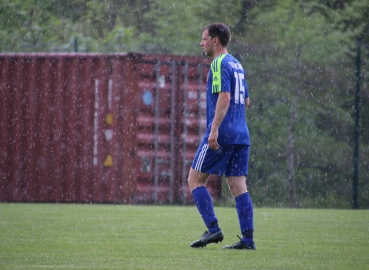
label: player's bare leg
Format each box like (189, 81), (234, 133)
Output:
(226, 176), (248, 198)
(187, 168), (209, 192)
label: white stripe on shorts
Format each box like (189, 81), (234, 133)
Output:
(195, 144), (209, 171)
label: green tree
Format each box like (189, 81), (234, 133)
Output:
(1, 0), (367, 208)
(238, 0), (369, 208)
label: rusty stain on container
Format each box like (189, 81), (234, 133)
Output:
(0, 53), (221, 204)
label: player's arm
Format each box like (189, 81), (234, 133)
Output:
(212, 92), (230, 130)
(244, 73), (250, 110)
(208, 92), (230, 150)
(245, 97), (250, 110)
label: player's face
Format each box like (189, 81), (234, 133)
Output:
(200, 29), (214, 57)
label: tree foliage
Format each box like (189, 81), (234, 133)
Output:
(1, 0), (368, 208)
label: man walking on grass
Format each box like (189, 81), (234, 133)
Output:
(188, 22), (255, 250)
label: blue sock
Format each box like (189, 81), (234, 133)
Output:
(235, 192), (254, 244)
(192, 186), (219, 233)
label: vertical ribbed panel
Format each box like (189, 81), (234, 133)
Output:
(0, 53), (218, 204)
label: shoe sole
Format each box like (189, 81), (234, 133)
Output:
(198, 238), (223, 248)
(222, 243), (256, 250)
(193, 241), (223, 248)
(191, 232), (224, 248)
(222, 246), (256, 250)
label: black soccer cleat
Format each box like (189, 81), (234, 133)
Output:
(222, 235), (256, 250)
(190, 230), (224, 248)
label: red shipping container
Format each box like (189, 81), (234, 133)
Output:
(0, 53), (221, 204)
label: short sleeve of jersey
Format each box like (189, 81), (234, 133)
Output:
(211, 54), (249, 99)
(211, 54), (230, 94)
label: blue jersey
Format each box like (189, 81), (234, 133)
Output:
(204, 54), (250, 145)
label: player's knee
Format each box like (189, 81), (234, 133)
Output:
(188, 169), (208, 192)
(187, 175), (198, 191)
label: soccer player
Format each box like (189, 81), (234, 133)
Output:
(188, 22), (255, 250)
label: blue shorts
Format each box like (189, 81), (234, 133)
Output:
(191, 142), (250, 177)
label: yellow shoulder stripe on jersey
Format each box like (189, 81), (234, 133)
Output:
(211, 54), (227, 94)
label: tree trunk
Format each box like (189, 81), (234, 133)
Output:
(286, 47), (302, 208)
(234, 0), (256, 34)
(286, 95), (299, 208)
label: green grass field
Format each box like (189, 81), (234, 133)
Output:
(0, 203), (368, 270)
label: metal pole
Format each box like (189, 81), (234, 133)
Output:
(353, 36), (361, 209)
(169, 60), (176, 202)
(74, 37), (78, 52)
(181, 61), (189, 204)
(154, 60), (160, 203)
(197, 62), (204, 139)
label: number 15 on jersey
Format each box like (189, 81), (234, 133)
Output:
(234, 72), (245, 105)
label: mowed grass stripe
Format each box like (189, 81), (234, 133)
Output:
(0, 204), (368, 270)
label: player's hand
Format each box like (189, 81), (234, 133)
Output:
(208, 129), (219, 150)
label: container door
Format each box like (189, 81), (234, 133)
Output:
(133, 57), (177, 204)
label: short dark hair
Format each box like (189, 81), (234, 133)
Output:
(205, 22), (231, 47)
